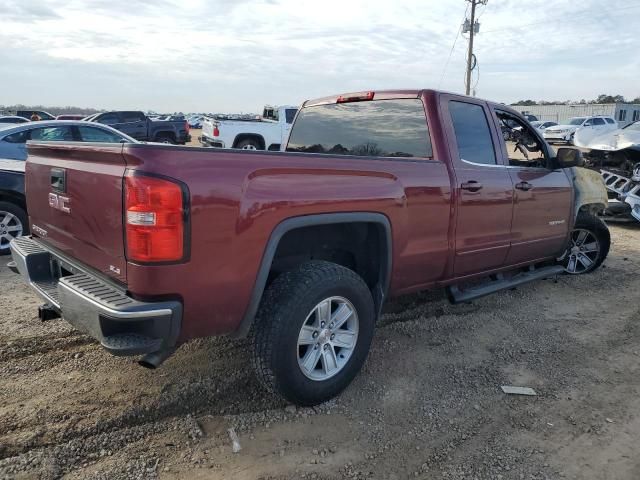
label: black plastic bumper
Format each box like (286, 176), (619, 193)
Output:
(9, 236), (182, 357)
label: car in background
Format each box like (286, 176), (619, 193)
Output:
(16, 110), (55, 120)
(521, 113), (539, 122)
(543, 115), (617, 144)
(56, 114), (86, 120)
(530, 120), (558, 131)
(0, 116), (30, 124)
(188, 115), (204, 129)
(0, 121), (135, 161)
(85, 111), (191, 144)
(0, 121), (136, 253)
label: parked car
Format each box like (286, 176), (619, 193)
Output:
(56, 114), (86, 120)
(521, 113), (539, 122)
(0, 116), (30, 124)
(16, 110), (55, 121)
(9, 89), (609, 406)
(86, 111), (191, 144)
(530, 120), (558, 131)
(0, 121), (135, 161)
(187, 116), (204, 129)
(0, 161), (26, 254)
(201, 105), (297, 150)
(543, 115), (617, 144)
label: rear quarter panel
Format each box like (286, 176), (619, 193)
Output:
(122, 145), (452, 340)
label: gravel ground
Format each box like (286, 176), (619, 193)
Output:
(1, 223), (639, 480)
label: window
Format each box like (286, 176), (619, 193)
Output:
(449, 101), (496, 165)
(590, 118), (606, 126)
(496, 110), (548, 169)
(286, 99), (432, 158)
(632, 111), (640, 122)
(30, 127), (74, 141)
(618, 110), (627, 122)
(606, 117), (616, 124)
(3, 131), (29, 143)
(97, 113), (120, 125)
(121, 112), (145, 123)
(77, 126), (125, 143)
(285, 109), (297, 124)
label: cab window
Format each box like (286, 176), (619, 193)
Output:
(495, 110), (548, 169)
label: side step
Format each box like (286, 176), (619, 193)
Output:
(447, 265), (564, 304)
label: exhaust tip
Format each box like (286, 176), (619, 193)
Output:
(138, 348), (174, 369)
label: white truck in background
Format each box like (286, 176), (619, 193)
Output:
(200, 105), (298, 150)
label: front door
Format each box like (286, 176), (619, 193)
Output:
(492, 109), (572, 264)
(442, 96), (515, 276)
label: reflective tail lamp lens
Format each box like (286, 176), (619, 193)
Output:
(125, 174), (186, 262)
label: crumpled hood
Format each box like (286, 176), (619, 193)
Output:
(574, 128), (640, 151)
(545, 124), (577, 132)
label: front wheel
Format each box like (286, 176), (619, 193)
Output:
(252, 261), (375, 406)
(0, 202), (28, 255)
(561, 212), (610, 274)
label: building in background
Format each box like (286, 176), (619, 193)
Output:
(515, 103), (640, 127)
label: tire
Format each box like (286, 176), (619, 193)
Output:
(236, 138), (261, 150)
(252, 261), (375, 406)
(561, 212), (610, 274)
(156, 134), (176, 144)
(0, 202), (28, 256)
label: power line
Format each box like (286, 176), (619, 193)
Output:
(481, 3), (640, 34)
(438, 3), (469, 89)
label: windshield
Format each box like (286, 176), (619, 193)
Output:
(623, 121), (640, 131)
(566, 117), (587, 125)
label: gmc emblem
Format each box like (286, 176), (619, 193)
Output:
(49, 193), (71, 214)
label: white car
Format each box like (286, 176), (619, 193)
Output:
(543, 115), (617, 144)
(530, 120), (558, 131)
(200, 105), (298, 150)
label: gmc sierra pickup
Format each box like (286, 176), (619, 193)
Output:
(9, 89), (610, 406)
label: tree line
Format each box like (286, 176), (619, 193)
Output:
(0, 104), (104, 116)
(512, 94), (640, 106)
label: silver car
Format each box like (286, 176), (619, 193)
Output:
(0, 120), (136, 161)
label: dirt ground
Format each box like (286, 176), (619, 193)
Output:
(1, 223), (639, 480)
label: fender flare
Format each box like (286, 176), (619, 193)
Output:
(230, 212), (392, 338)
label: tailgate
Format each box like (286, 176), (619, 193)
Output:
(26, 142), (128, 283)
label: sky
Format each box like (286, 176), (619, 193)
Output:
(1, 0), (638, 113)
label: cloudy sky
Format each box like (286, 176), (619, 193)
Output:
(2, 0), (638, 113)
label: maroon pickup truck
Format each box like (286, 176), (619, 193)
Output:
(9, 89), (610, 406)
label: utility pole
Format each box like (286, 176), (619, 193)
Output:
(464, 0), (486, 96)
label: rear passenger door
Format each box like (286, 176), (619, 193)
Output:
(492, 109), (572, 264)
(441, 96), (514, 276)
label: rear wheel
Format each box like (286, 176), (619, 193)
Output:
(252, 261), (375, 406)
(156, 134), (176, 144)
(236, 138), (261, 150)
(0, 202), (28, 255)
(561, 212), (610, 274)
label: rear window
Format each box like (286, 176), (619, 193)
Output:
(286, 99), (432, 158)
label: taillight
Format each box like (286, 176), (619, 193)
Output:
(185, 121), (190, 133)
(213, 125), (220, 137)
(125, 173), (188, 263)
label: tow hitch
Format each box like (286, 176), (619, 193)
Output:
(38, 304), (61, 322)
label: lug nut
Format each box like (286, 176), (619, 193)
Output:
(312, 331), (319, 338)
(330, 333), (335, 340)
(320, 321), (325, 328)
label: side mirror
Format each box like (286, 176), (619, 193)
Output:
(555, 147), (584, 168)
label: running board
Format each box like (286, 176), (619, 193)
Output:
(447, 265), (564, 304)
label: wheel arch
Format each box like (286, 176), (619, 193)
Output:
(231, 212), (392, 338)
(0, 190), (26, 210)
(233, 134), (266, 150)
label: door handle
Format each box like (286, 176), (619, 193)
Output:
(461, 181), (483, 192)
(515, 181), (533, 191)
